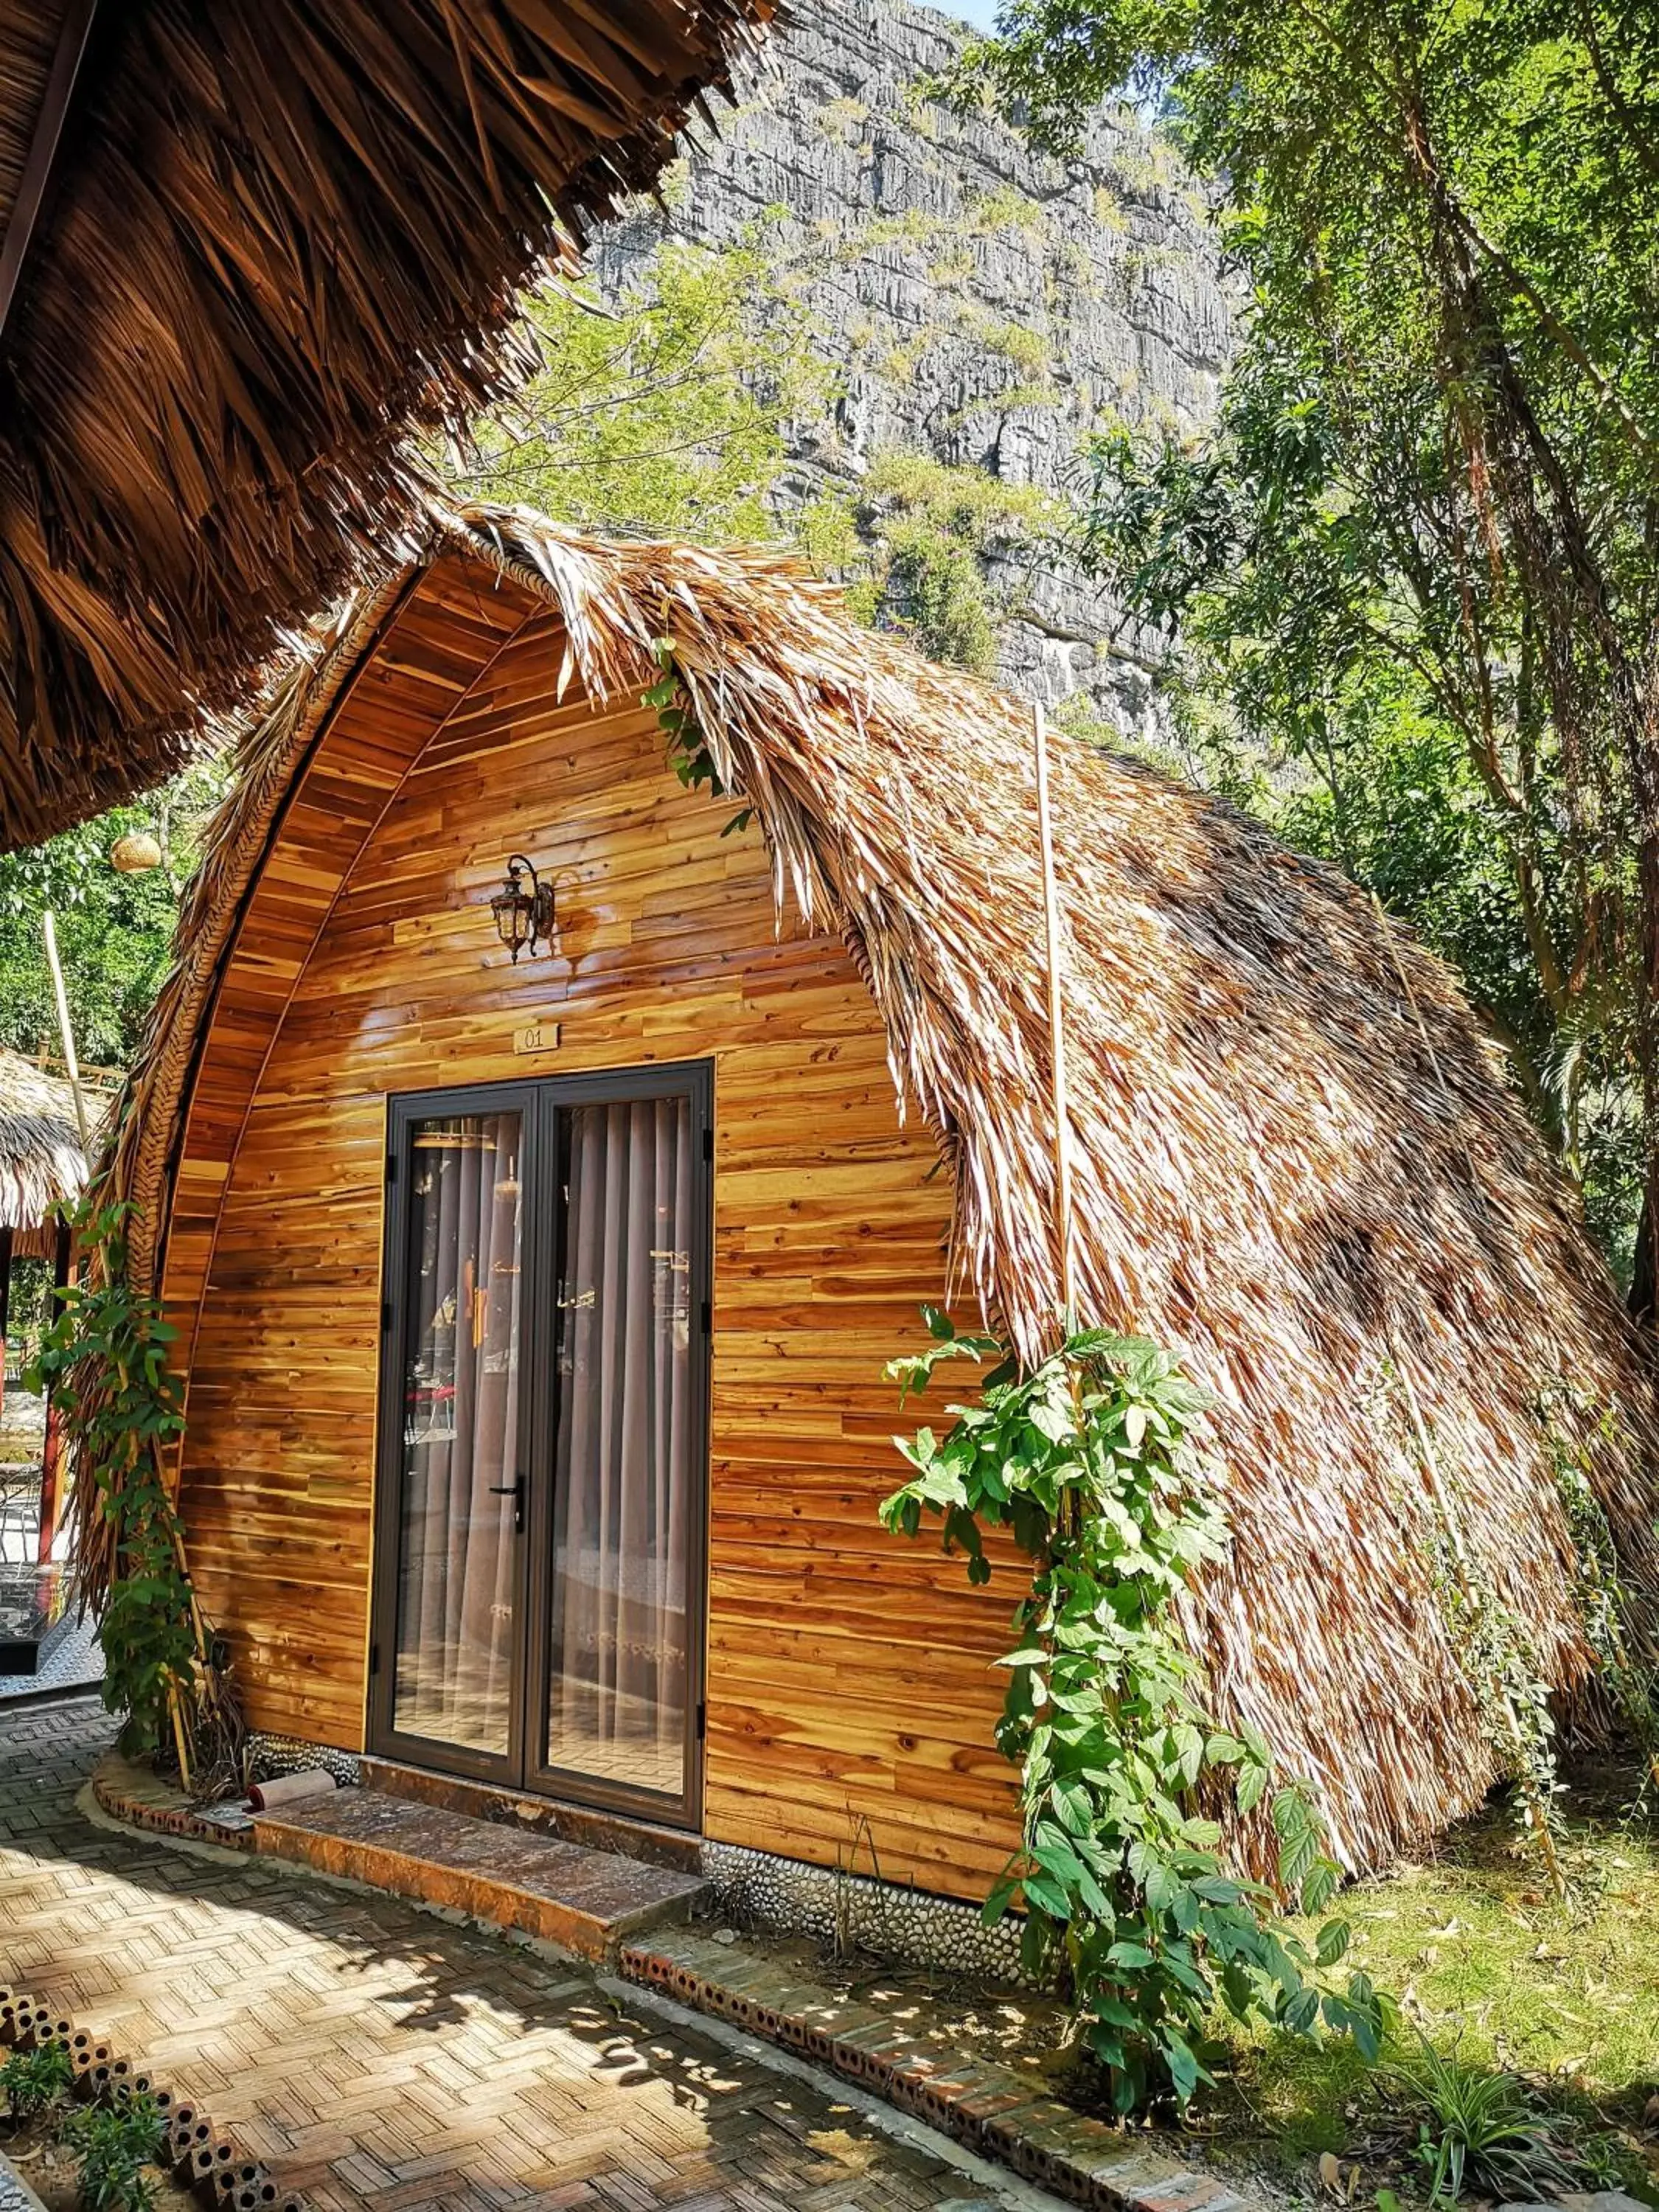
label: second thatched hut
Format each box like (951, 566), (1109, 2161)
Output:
(0, 1048), (98, 1572)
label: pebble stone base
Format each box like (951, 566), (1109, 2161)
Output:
(701, 1838), (1029, 1980)
(246, 1733), (361, 1788)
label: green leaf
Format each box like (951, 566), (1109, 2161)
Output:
(1315, 1918), (1351, 1967)
(1235, 1759), (1268, 1814)
(1020, 1870), (1072, 1920)
(1163, 2029), (1200, 2104)
(873, 1310), (1395, 2115)
(1283, 1986), (1321, 2036)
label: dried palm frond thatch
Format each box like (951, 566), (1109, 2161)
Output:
(0, 1048), (90, 1251)
(102, 504), (1659, 1872)
(0, 0), (770, 851)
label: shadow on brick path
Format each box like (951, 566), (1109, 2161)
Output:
(0, 1697), (1051, 2212)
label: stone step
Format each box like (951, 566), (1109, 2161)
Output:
(251, 1787), (707, 1962)
(358, 1753), (701, 1874)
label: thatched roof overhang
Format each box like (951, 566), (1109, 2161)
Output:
(0, 0), (770, 851)
(102, 504), (1659, 1872)
(0, 1048), (89, 1251)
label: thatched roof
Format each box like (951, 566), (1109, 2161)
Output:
(104, 504), (1659, 1874)
(0, 0), (769, 851)
(0, 1048), (89, 1242)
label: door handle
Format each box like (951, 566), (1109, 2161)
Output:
(488, 1475), (526, 1533)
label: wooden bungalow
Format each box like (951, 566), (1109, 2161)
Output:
(100, 507), (1659, 1903)
(0, 0), (768, 850)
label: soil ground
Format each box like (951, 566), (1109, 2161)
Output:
(0, 2108), (196, 2212)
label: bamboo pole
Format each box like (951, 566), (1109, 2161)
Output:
(39, 915), (86, 1582)
(1033, 703), (1077, 1322)
(41, 910), (90, 1155)
(166, 1679), (193, 1793)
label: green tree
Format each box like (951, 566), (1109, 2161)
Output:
(954, 0), (1659, 1293)
(1075, 347), (1641, 1268)
(0, 763), (226, 1071)
(454, 238), (828, 538)
(799, 453), (1065, 674)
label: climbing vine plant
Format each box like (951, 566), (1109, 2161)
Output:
(1540, 1385), (1659, 1813)
(644, 640), (754, 837)
(1413, 1499), (1569, 1897)
(28, 1200), (239, 1784)
(881, 1310), (1388, 2112)
(1395, 1366), (1659, 1900)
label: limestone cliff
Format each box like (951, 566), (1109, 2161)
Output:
(591, 0), (1233, 731)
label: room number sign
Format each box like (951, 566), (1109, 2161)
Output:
(512, 1020), (561, 1054)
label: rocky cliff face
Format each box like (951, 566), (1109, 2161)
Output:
(591, 0), (1233, 732)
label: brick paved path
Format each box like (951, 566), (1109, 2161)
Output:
(0, 1697), (1044, 2212)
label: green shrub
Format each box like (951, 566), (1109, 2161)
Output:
(0, 2041), (72, 2120)
(60, 2092), (165, 2212)
(1397, 2037), (1579, 2205)
(27, 1203), (195, 1759)
(884, 529), (998, 672)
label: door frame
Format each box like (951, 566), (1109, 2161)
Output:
(368, 1078), (542, 1792)
(366, 1060), (714, 1829)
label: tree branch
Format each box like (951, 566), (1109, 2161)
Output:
(1578, 0), (1659, 191)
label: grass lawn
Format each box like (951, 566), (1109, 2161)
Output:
(1191, 1753), (1659, 2206)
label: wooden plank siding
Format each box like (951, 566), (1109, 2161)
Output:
(161, 556), (1018, 1899)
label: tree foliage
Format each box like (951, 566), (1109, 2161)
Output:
(0, 764), (224, 1068)
(801, 453), (1065, 674)
(953, 0), (1659, 1286)
(27, 1204), (197, 1760)
(453, 239), (829, 539)
(1075, 354), (1642, 1267)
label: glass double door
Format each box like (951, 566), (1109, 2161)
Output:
(369, 1064), (711, 1825)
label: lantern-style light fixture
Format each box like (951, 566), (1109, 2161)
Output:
(490, 854), (555, 963)
(110, 830), (163, 874)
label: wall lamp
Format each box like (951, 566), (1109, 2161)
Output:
(490, 854), (555, 964)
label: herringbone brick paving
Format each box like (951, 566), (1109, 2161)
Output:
(0, 1698), (1034, 2212)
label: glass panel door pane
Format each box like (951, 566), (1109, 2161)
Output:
(392, 1111), (524, 1756)
(545, 1096), (694, 1800)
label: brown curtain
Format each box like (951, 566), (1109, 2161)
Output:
(546, 1096), (692, 1798)
(394, 1112), (524, 1753)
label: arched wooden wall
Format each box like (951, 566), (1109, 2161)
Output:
(159, 554), (1017, 1897)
